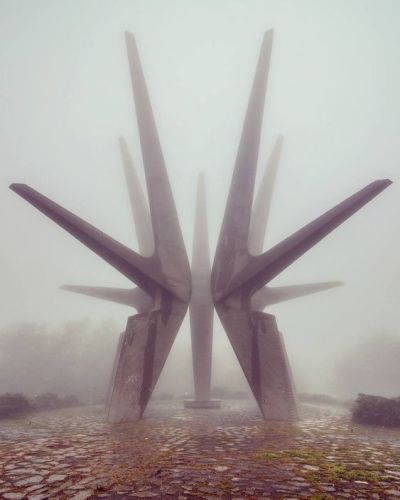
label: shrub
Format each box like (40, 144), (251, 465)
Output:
(32, 393), (80, 410)
(0, 393), (31, 418)
(60, 395), (80, 407)
(352, 393), (400, 427)
(32, 392), (62, 410)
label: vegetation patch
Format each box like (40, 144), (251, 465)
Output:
(260, 447), (323, 464)
(0, 392), (81, 419)
(0, 393), (31, 418)
(352, 393), (400, 427)
(259, 446), (382, 486)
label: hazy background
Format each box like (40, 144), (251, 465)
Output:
(1, 0), (399, 401)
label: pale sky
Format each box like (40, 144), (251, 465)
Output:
(1, 0), (399, 395)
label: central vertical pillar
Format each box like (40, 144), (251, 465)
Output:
(184, 174), (220, 409)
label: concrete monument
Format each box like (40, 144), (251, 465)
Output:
(11, 30), (392, 422)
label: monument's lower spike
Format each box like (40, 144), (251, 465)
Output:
(215, 292), (298, 420)
(108, 295), (188, 422)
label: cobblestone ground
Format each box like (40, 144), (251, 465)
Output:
(1, 400), (400, 499)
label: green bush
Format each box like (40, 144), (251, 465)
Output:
(352, 393), (400, 427)
(0, 393), (31, 418)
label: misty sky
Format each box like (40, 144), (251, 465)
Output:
(1, 0), (399, 395)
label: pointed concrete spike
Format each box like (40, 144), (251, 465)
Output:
(9, 183), (180, 299)
(61, 285), (152, 311)
(249, 134), (283, 255)
(189, 173), (213, 401)
(125, 32), (190, 301)
(119, 137), (154, 256)
(218, 179), (392, 300)
(252, 281), (343, 309)
(212, 31), (273, 295)
(107, 34), (191, 423)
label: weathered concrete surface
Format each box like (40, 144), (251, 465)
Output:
(216, 292), (298, 421)
(1, 401), (400, 498)
(108, 299), (188, 422)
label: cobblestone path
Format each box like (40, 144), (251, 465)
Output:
(1, 400), (400, 499)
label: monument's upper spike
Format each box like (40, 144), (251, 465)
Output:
(119, 136), (153, 256)
(252, 281), (343, 309)
(125, 32), (190, 302)
(9, 183), (175, 299)
(212, 31), (273, 294)
(248, 134), (283, 255)
(61, 285), (152, 312)
(216, 179), (392, 300)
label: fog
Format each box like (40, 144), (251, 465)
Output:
(334, 332), (400, 400)
(0, 320), (118, 402)
(0, 0), (399, 401)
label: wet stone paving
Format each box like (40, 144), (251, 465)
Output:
(1, 400), (400, 499)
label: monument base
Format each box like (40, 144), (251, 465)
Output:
(184, 399), (221, 409)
